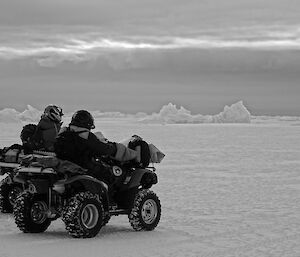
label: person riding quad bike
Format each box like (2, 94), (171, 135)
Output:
(54, 110), (148, 187)
(0, 105), (63, 213)
(22, 105), (64, 153)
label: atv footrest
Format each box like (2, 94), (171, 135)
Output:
(109, 209), (130, 216)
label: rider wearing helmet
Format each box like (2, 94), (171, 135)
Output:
(43, 105), (64, 124)
(24, 105), (64, 153)
(69, 110), (96, 130)
(54, 110), (138, 184)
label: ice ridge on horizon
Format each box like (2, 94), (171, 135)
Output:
(0, 101), (251, 124)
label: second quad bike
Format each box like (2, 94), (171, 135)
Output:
(0, 146), (25, 213)
(0, 147), (55, 213)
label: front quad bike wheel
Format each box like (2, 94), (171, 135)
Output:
(14, 192), (51, 233)
(0, 184), (23, 213)
(62, 192), (104, 238)
(129, 189), (161, 231)
(102, 213), (111, 226)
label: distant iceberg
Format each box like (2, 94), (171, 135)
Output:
(139, 101), (251, 124)
(210, 101), (251, 123)
(18, 105), (42, 122)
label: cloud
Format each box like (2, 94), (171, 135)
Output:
(1, 25), (300, 70)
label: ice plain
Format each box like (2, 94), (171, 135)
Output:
(0, 114), (300, 257)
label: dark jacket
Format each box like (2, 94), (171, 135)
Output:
(23, 116), (62, 153)
(54, 126), (117, 169)
(54, 126), (119, 184)
(37, 116), (62, 151)
(54, 126), (138, 183)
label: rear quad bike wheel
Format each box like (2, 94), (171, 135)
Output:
(0, 183), (23, 213)
(129, 189), (161, 231)
(62, 192), (104, 238)
(14, 192), (51, 233)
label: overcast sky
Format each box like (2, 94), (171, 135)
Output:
(1, 0), (300, 27)
(0, 0), (299, 116)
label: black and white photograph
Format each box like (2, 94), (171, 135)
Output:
(0, 0), (300, 256)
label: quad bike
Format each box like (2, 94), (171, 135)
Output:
(11, 156), (161, 238)
(0, 122), (56, 213)
(0, 146), (56, 213)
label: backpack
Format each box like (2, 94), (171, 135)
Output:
(20, 124), (44, 152)
(128, 139), (151, 168)
(20, 124), (38, 143)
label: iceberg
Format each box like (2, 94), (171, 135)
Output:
(139, 101), (251, 124)
(211, 101), (251, 123)
(18, 105), (42, 122)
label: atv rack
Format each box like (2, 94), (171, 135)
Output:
(0, 162), (20, 168)
(16, 166), (56, 174)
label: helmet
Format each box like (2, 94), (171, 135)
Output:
(44, 105), (63, 123)
(70, 110), (95, 129)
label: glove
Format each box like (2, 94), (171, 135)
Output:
(113, 143), (138, 162)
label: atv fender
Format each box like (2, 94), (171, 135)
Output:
(59, 175), (110, 211)
(122, 169), (157, 190)
(54, 175), (108, 196)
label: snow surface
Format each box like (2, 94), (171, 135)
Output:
(0, 118), (300, 257)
